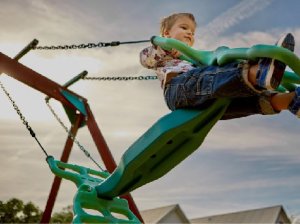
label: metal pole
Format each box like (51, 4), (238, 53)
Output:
(13, 39), (39, 61)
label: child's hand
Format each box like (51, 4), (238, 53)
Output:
(165, 48), (181, 58)
(170, 49), (181, 58)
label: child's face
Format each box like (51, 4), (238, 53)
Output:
(163, 16), (196, 46)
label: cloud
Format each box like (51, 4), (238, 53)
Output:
(198, 0), (273, 44)
(132, 145), (300, 217)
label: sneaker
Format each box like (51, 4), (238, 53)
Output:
(256, 33), (295, 90)
(289, 87), (300, 118)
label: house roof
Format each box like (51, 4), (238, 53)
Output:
(190, 205), (290, 223)
(140, 204), (190, 223)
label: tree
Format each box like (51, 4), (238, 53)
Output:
(0, 198), (74, 223)
(0, 198), (42, 223)
(50, 205), (73, 223)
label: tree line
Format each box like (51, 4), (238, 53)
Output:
(0, 198), (73, 223)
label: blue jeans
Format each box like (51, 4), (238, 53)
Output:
(164, 62), (278, 120)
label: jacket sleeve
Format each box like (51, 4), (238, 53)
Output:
(139, 45), (167, 69)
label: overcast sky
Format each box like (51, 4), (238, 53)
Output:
(1, 0), (300, 220)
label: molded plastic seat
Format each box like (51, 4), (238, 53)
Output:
(96, 98), (230, 198)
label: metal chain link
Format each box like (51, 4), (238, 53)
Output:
(33, 40), (150, 50)
(0, 81), (32, 133)
(83, 75), (157, 81)
(0, 79), (104, 170)
(0, 80), (49, 157)
(45, 100), (105, 171)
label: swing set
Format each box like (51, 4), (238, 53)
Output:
(1, 36), (299, 223)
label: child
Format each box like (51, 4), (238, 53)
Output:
(140, 12), (300, 119)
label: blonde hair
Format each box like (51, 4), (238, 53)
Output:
(160, 13), (197, 36)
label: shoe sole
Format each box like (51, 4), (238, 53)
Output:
(265, 33), (295, 90)
(289, 87), (300, 117)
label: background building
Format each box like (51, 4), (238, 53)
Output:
(141, 204), (292, 224)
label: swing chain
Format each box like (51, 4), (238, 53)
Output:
(0, 81), (49, 157)
(0, 81), (35, 136)
(83, 75), (158, 81)
(33, 40), (150, 50)
(45, 100), (105, 171)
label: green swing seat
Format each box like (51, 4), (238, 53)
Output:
(95, 98), (229, 198)
(47, 97), (229, 223)
(47, 36), (300, 223)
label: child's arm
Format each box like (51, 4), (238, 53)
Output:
(139, 45), (169, 69)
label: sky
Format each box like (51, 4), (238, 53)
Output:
(0, 0), (300, 221)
